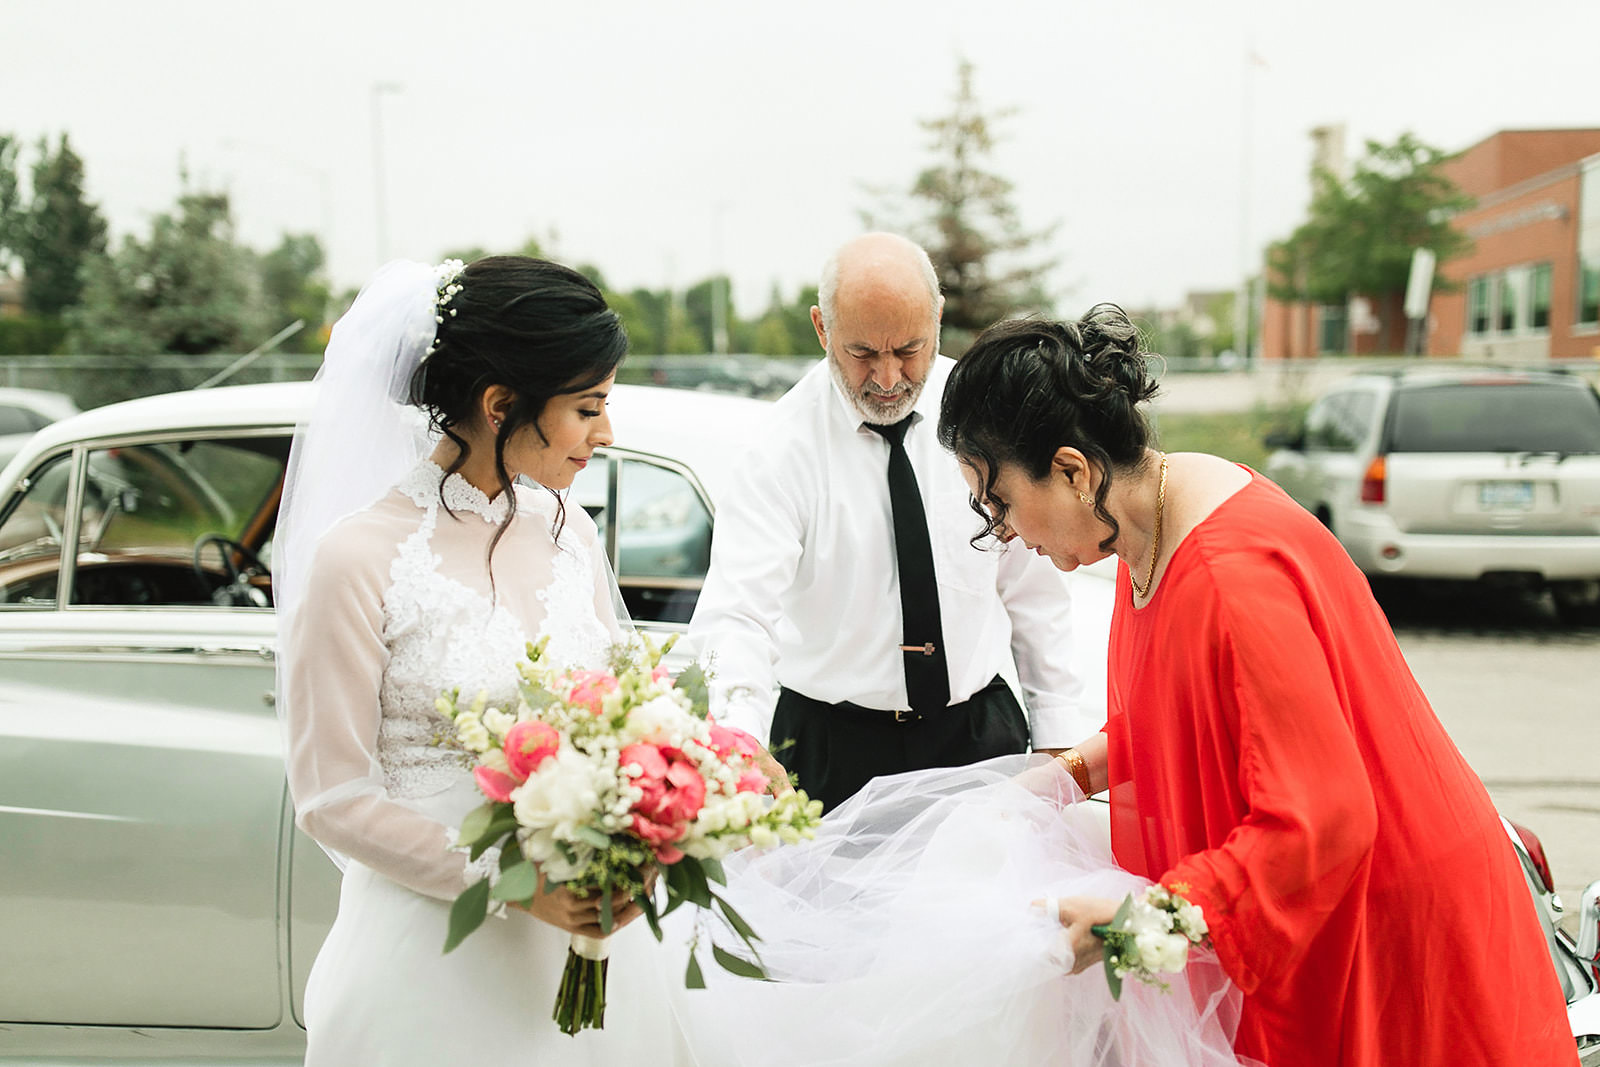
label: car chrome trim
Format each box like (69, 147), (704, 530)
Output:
(0, 643), (275, 662)
(0, 803), (139, 823)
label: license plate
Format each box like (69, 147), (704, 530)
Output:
(1478, 481), (1534, 510)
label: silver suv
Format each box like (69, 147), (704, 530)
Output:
(1265, 367), (1600, 623)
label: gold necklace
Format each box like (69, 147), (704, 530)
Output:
(1128, 453), (1168, 600)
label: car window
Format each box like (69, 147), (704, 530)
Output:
(566, 454), (713, 625)
(1388, 384), (1600, 453)
(0, 452), (74, 607)
(72, 437), (287, 608)
(0, 405), (43, 436)
(1304, 393), (1363, 452)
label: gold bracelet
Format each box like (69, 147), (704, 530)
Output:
(1054, 748), (1091, 795)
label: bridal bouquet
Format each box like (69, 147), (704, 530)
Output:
(1090, 883), (1210, 1000)
(435, 634), (822, 1034)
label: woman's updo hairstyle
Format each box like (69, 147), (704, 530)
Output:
(937, 303), (1159, 551)
(406, 255), (627, 551)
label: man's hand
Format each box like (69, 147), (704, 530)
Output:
(756, 745), (795, 797)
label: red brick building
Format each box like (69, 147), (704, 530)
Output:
(1261, 128), (1600, 361)
(1430, 129), (1600, 360)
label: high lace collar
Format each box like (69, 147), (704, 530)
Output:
(397, 460), (514, 524)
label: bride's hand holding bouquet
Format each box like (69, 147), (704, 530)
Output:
(434, 634), (822, 1034)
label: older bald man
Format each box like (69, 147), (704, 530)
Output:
(687, 233), (1090, 810)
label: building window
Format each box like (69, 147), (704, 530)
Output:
(1580, 257), (1600, 327)
(1496, 270), (1522, 333)
(1529, 263), (1552, 331)
(1317, 304), (1347, 354)
(1468, 276), (1491, 335)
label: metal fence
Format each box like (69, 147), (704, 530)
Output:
(4, 351), (1596, 415)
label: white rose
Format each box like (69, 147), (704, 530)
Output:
(622, 694), (694, 746)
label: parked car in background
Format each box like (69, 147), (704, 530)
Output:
(1264, 367), (1600, 623)
(0, 387), (78, 471)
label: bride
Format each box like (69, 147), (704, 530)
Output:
(274, 256), (683, 1063)
(275, 254), (1247, 1066)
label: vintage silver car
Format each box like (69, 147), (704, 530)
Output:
(0, 381), (1591, 1062)
(0, 380), (779, 1062)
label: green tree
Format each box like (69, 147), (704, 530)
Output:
(70, 189), (270, 355)
(258, 233), (331, 354)
(11, 134), (109, 317)
(0, 135), (19, 269)
(868, 59), (1058, 352)
(1268, 133), (1473, 320)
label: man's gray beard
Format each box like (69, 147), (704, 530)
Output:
(827, 352), (925, 425)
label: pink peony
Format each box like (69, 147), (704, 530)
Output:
(503, 720), (560, 780)
(735, 767), (768, 794)
(566, 670), (620, 715)
(706, 721), (762, 761)
(621, 742), (708, 862)
(474, 765), (522, 804)
(651, 665), (673, 686)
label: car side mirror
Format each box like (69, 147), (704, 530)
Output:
(1263, 428), (1305, 452)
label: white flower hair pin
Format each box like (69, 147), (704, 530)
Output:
(425, 258), (466, 359)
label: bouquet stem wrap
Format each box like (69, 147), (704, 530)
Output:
(555, 937), (611, 1035)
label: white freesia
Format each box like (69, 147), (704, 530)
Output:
(483, 707), (516, 737)
(454, 711), (493, 753)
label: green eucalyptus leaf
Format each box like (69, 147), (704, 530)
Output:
(491, 861), (540, 902)
(639, 894), (664, 942)
(713, 893), (761, 945)
(456, 802), (497, 849)
(574, 825), (613, 850)
(1103, 952), (1123, 1001)
(698, 856), (727, 886)
(444, 878), (492, 953)
(500, 841), (526, 873)
(711, 943), (769, 981)
(684, 949), (706, 990)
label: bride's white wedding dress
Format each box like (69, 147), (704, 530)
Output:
(280, 460), (684, 1065)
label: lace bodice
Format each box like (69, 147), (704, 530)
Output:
(281, 460), (623, 901)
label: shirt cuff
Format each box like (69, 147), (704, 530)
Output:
(1026, 702), (1106, 751)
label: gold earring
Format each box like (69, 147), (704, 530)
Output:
(1077, 490), (1094, 506)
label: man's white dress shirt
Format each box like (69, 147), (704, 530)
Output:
(687, 355), (1095, 749)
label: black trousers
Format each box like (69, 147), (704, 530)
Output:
(770, 675), (1029, 813)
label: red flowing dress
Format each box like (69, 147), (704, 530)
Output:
(1104, 471), (1574, 1066)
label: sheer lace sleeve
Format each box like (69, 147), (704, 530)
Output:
(280, 513), (474, 902)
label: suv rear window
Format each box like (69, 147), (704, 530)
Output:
(1388, 383), (1600, 453)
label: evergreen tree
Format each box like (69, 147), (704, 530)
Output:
(13, 134), (108, 316)
(869, 60), (1058, 353)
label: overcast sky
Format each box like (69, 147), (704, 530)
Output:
(5, 0), (1598, 318)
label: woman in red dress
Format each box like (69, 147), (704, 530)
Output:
(937, 307), (1575, 1066)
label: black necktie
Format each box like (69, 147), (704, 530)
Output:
(865, 415), (950, 714)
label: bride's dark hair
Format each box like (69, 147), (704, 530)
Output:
(937, 304), (1159, 551)
(406, 255), (627, 557)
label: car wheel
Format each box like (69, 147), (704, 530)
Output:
(1551, 581), (1600, 628)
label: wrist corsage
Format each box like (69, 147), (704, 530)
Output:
(1090, 883), (1209, 1000)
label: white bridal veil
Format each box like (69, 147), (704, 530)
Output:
(661, 755), (1251, 1067)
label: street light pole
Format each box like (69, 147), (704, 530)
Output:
(370, 82), (403, 265)
(711, 202), (730, 356)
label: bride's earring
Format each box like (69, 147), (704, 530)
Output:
(1077, 490), (1093, 506)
